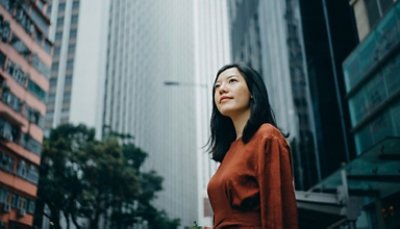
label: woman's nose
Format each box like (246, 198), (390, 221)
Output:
(218, 83), (228, 94)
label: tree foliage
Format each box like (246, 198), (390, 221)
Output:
(34, 124), (180, 229)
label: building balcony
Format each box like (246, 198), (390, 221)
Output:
(0, 170), (37, 197)
(0, 106), (25, 132)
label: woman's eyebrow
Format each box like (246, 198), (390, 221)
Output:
(216, 75), (237, 83)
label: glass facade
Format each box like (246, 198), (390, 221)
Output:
(344, 1), (400, 154)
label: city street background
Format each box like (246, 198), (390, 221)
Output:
(0, 0), (399, 228)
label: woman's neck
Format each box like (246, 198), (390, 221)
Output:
(231, 109), (251, 140)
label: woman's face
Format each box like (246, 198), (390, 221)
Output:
(214, 67), (251, 118)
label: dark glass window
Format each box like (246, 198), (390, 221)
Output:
(0, 151), (14, 172)
(365, 0), (380, 27)
(72, 1), (80, 10)
(55, 31), (63, 40)
(71, 15), (79, 24)
(0, 51), (6, 69)
(58, 3), (66, 12)
(379, 0), (394, 14)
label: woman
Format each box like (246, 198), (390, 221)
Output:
(207, 64), (298, 228)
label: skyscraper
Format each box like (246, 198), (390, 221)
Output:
(45, 0), (109, 137)
(102, 1), (197, 226)
(340, 0), (400, 228)
(0, 0), (51, 227)
(193, 0), (231, 226)
(226, 0), (318, 190)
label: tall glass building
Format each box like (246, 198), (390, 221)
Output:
(102, 0), (197, 226)
(0, 0), (51, 228)
(226, 0), (400, 228)
(226, 0), (318, 190)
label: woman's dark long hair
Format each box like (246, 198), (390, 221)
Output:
(208, 63), (278, 162)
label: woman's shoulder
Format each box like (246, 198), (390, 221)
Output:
(254, 123), (285, 141)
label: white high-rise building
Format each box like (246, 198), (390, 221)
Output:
(102, 0), (197, 226)
(46, 0), (232, 226)
(46, 0), (109, 138)
(193, 0), (231, 226)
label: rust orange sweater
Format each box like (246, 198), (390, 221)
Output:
(207, 124), (298, 228)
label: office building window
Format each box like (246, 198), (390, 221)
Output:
(68, 44), (76, 55)
(66, 59), (74, 70)
(72, 0), (80, 10)
(71, 15), (79, 24)
(51, 65), (59, 75)
(63, 91), (71, 103)
(58, 3), (66, 12)
(55, 31), (63, 41)
(65, 75), (73, 86)
(54, 47), (61, 56)
(49, 78), (57, 88)
(57, 17), (64, 28)
(46, 3), (52, 16)
(70, 29), (77, 39)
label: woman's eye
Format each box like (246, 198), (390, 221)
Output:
(229, 79), (237, 83)
(214, 84), (220, 89)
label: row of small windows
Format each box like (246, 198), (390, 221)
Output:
(45, 89), (72, 114)
(0, 117), (42, 155)
(0, 73), (45, 132)
(0, 14), (51, 78)
(0, 151), (39, 184)
(57, 0), (80, 12)
(0, 1), (52, 54)
(35, 0), (47, 13)
(0, 187), (36, 216)
(0, 51), (47, 103)
(56, 7), (79, 29)
(51, 59), (74, 74)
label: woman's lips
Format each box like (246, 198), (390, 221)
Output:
(219, 96), (232, 103)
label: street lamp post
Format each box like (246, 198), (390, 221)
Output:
(163, 80), (210, 119)
(164, 80), (215, 224)
(163, 81), (208, 88)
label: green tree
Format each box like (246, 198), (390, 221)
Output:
(34, 124), (180, 229)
